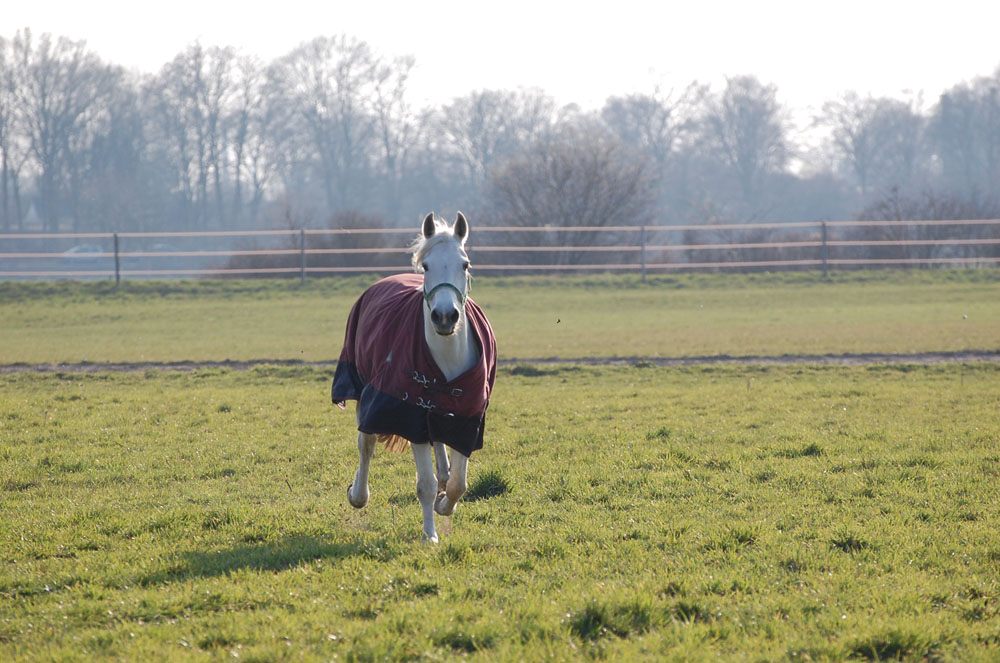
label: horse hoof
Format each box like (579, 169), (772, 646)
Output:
(347, 485), (368, 509)
(422, 533), (439, 544)
(434, 492), (456, 516)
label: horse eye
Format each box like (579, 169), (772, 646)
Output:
(421, 262), (429, 272)
(462, 261), (469, 271)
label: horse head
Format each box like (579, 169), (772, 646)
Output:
(414, 212), (470, 336)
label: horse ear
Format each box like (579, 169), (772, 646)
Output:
(454, 211), (469, 243)
(422, 213), (436, 238)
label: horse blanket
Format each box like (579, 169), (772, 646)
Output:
(331, 273), (497, 457)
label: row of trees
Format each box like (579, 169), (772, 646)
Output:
(1, 28), (998, 236)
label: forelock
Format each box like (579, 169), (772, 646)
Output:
(410, 218), (457, 271)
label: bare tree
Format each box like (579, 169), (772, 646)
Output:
(872, 99), (926, 192)
(75, 69), (174, 233)
(145, 43), (237, 229)
(487, 119), (655, 265)
(929, 69), (1000, 195)
(228, 55), (265, 227)
(270, 35), (382, 215)
(202, 46), (236, 228)
(9, 29), (115, 231)
(601, 84), (699, 171)
(819, 93), (884, 197)
(371, 54), (417, 224)
(188, 44), (235, 228)
(602, 84), (701, 221)
(0, 36), (24, 231)
(699, 75), (790, 207)
(819, 93), (927, 197)
(143, 71), (195, 229)
(434, 88), (557, 193)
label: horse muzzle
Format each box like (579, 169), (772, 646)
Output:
(431, 306), (461, 335)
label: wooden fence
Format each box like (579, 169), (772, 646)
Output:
(2, 219), (999, 282)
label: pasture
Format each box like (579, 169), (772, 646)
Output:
(2, 271), (1000, 661)
(1, 270), (999, 364)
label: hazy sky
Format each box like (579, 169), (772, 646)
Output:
(6, 0), (999, 120)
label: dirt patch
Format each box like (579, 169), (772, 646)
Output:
(2, 351), (999, 374)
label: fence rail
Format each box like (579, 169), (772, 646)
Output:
(2, 219), (999, 281)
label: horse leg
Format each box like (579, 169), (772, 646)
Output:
(433, 442), (450, 494)
(412, 442), (439, 543)
(347, 431), (376, 508)
(434, 450), (468, 516)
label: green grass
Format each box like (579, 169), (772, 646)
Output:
(1, 270), (998, 364)
(2, 363), (1000, 661)
(3, 271), (1000, 660)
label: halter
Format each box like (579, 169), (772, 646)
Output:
(423, 279), (469, 307)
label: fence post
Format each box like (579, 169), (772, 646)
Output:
(113, 232), (120, 286)
(299, 228), (306, 284)
(821, 221), (828, 278)
(640, 225), (647, 282)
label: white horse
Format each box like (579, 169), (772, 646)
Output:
(332, 212), (496, 543)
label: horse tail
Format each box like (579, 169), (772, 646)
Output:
(378, 434), (410, 454)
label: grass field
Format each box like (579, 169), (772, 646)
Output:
(2, 364), (999, 661)
(1, 270), (998, 364)
(2, 271), (1000, 661)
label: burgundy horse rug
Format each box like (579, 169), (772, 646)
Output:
(331, 273), (497, 457)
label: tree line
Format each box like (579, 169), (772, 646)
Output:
(1, 28), (998, 236)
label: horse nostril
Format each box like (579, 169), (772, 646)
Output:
(447, 309), (459, 325)
(431, 309), (442, 325)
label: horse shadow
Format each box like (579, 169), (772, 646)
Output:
(138, 534), (394, 586)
